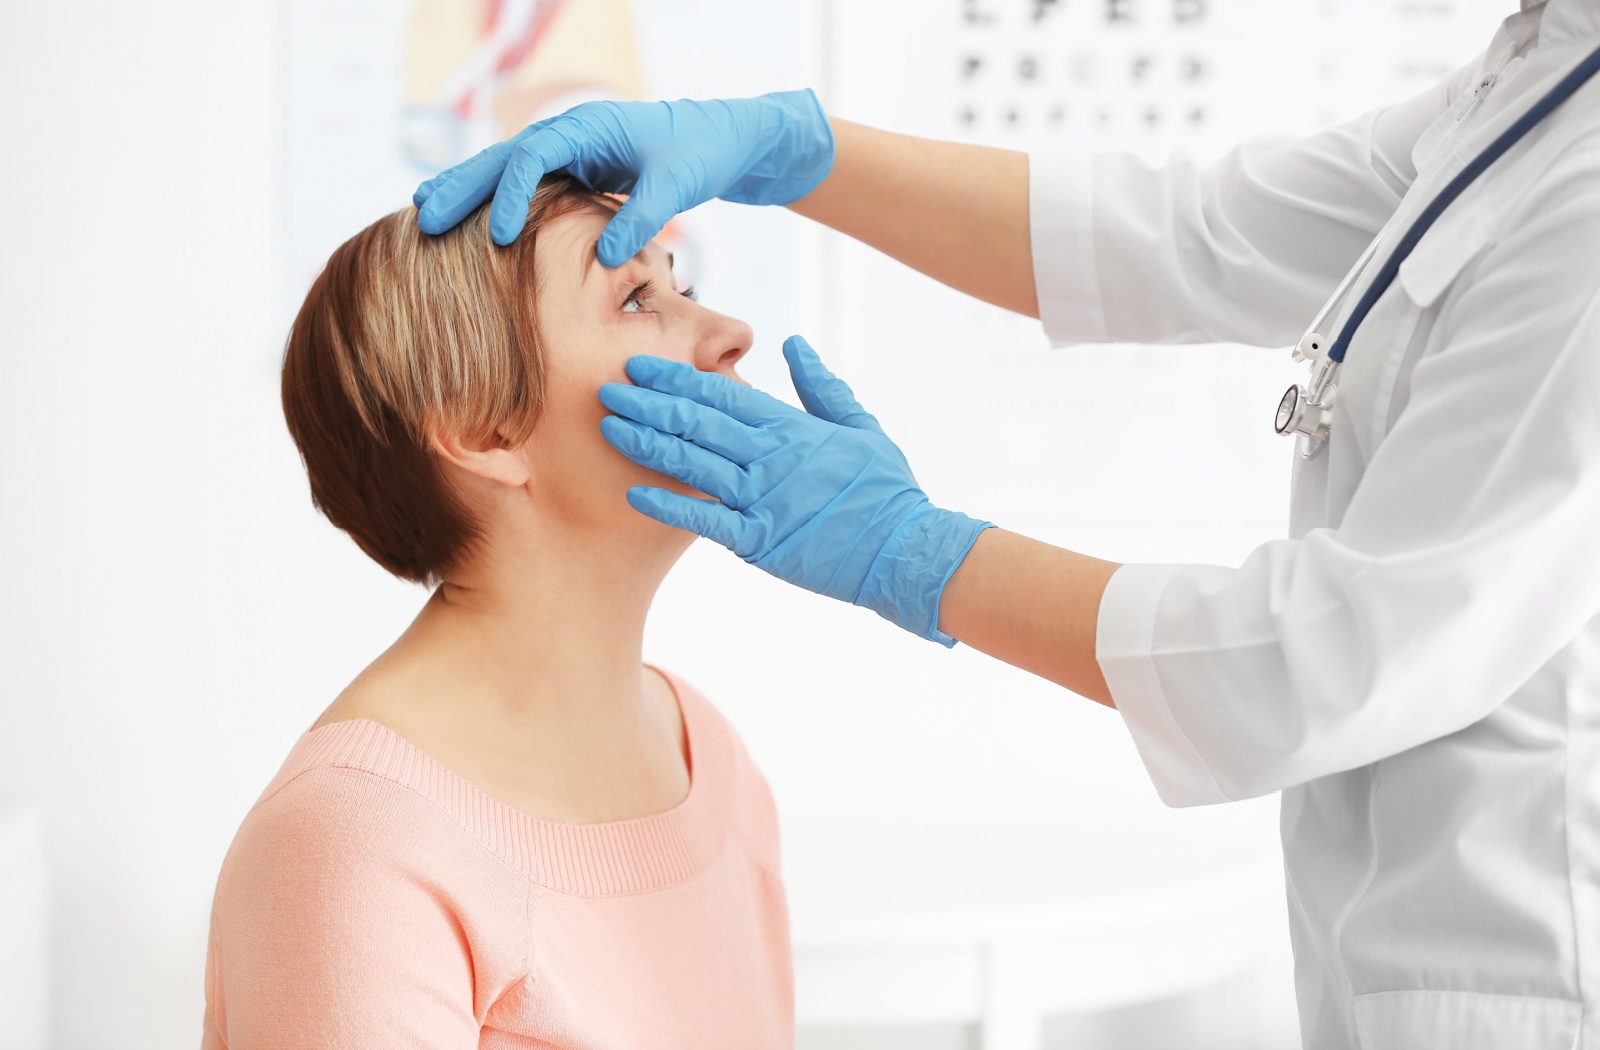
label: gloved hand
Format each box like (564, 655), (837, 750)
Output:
(413, 90), (835, 260)
(598, 336), (992, 646)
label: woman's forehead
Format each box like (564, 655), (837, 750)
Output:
(539, 203), (671, 284)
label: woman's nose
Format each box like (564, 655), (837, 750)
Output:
(692, 307), (754, 378)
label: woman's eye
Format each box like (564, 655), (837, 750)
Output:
(679, 285), (698, 302)
(622, 281), (653, 314)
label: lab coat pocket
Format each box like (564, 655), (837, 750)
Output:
(1352, 990), (1581, 1050)
(1396, 217), (1491, 310)
(1359, 218), (1495, 440)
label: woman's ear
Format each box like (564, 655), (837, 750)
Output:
(426, 422), (531, 489)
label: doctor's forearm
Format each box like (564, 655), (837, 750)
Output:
(788, 119), (1038, 318)
(937, 529), (1121, 706)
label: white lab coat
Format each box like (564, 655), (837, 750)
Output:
(1030, 2), (1600, 1047)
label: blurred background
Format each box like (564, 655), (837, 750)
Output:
(0, 0), (1507, 1047)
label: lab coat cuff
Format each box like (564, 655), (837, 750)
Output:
(1097, 563), (1231, 807)
(1029, 152), (1110, 346)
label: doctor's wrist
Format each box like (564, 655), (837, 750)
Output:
(856, 505), (994, 647)
(723, 89), (836, 207)
(936, 529), (1120, 705)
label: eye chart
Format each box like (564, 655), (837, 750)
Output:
(943, 0), (1303, 152)
(850, 0), (1511, 153)
(819, 0), (1510, 566)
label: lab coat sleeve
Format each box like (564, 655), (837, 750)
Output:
(1030, 60), (1482, 348)
(1099, 143), (1600, 806)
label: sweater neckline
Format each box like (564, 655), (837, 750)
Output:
(280, 668), (729, 896)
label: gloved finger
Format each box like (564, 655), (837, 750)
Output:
(488, 125), (582, 246)
(415, 118), (551, 209)
(626, 486), (749, 553)
(783, 335), (885, 434)
(414, 156), (477, 208)
(415, 139), (517, 232)
(623, 355), (794, 429)
(599, 381), (765, 465)
(596, 172), (677, 268)
(600, 416), (753, 507)
(413, 172), (447, 208)
(413, 143), (499, 209)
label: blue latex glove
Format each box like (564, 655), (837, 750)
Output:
(413, 90), (834, 259)
(598, 337), (993, 646)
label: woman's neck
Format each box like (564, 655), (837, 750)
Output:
(317, 509), (697, 825)
(330, 509), (690, 740)
(416, 516), (686, 722)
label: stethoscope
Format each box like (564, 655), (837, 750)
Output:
(1275, 42), (1600, 459)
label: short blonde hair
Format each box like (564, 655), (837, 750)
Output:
(281, 175), (599, 582)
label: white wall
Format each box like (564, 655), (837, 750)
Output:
(0, 3), (303, 1046)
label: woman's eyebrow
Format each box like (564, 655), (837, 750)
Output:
(580, 239), (675, 287)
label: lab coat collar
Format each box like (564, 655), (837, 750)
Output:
(1524, 0), (1600, 47)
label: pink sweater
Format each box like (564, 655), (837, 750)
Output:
(202, 672), (792, 1048)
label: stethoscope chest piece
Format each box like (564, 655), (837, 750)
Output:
(1275, 337), (1338, 459)
(1271, 41), (1600, 462)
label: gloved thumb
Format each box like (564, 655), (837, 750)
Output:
(783, 335), (884, 433)
(597, 174), (676, 268)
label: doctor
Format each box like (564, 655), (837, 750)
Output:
(414, 4), (1600, 1047)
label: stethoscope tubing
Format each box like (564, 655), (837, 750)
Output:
(1325, 42), (1600, 365)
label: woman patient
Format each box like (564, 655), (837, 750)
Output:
(202, 176), (791, 1048)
